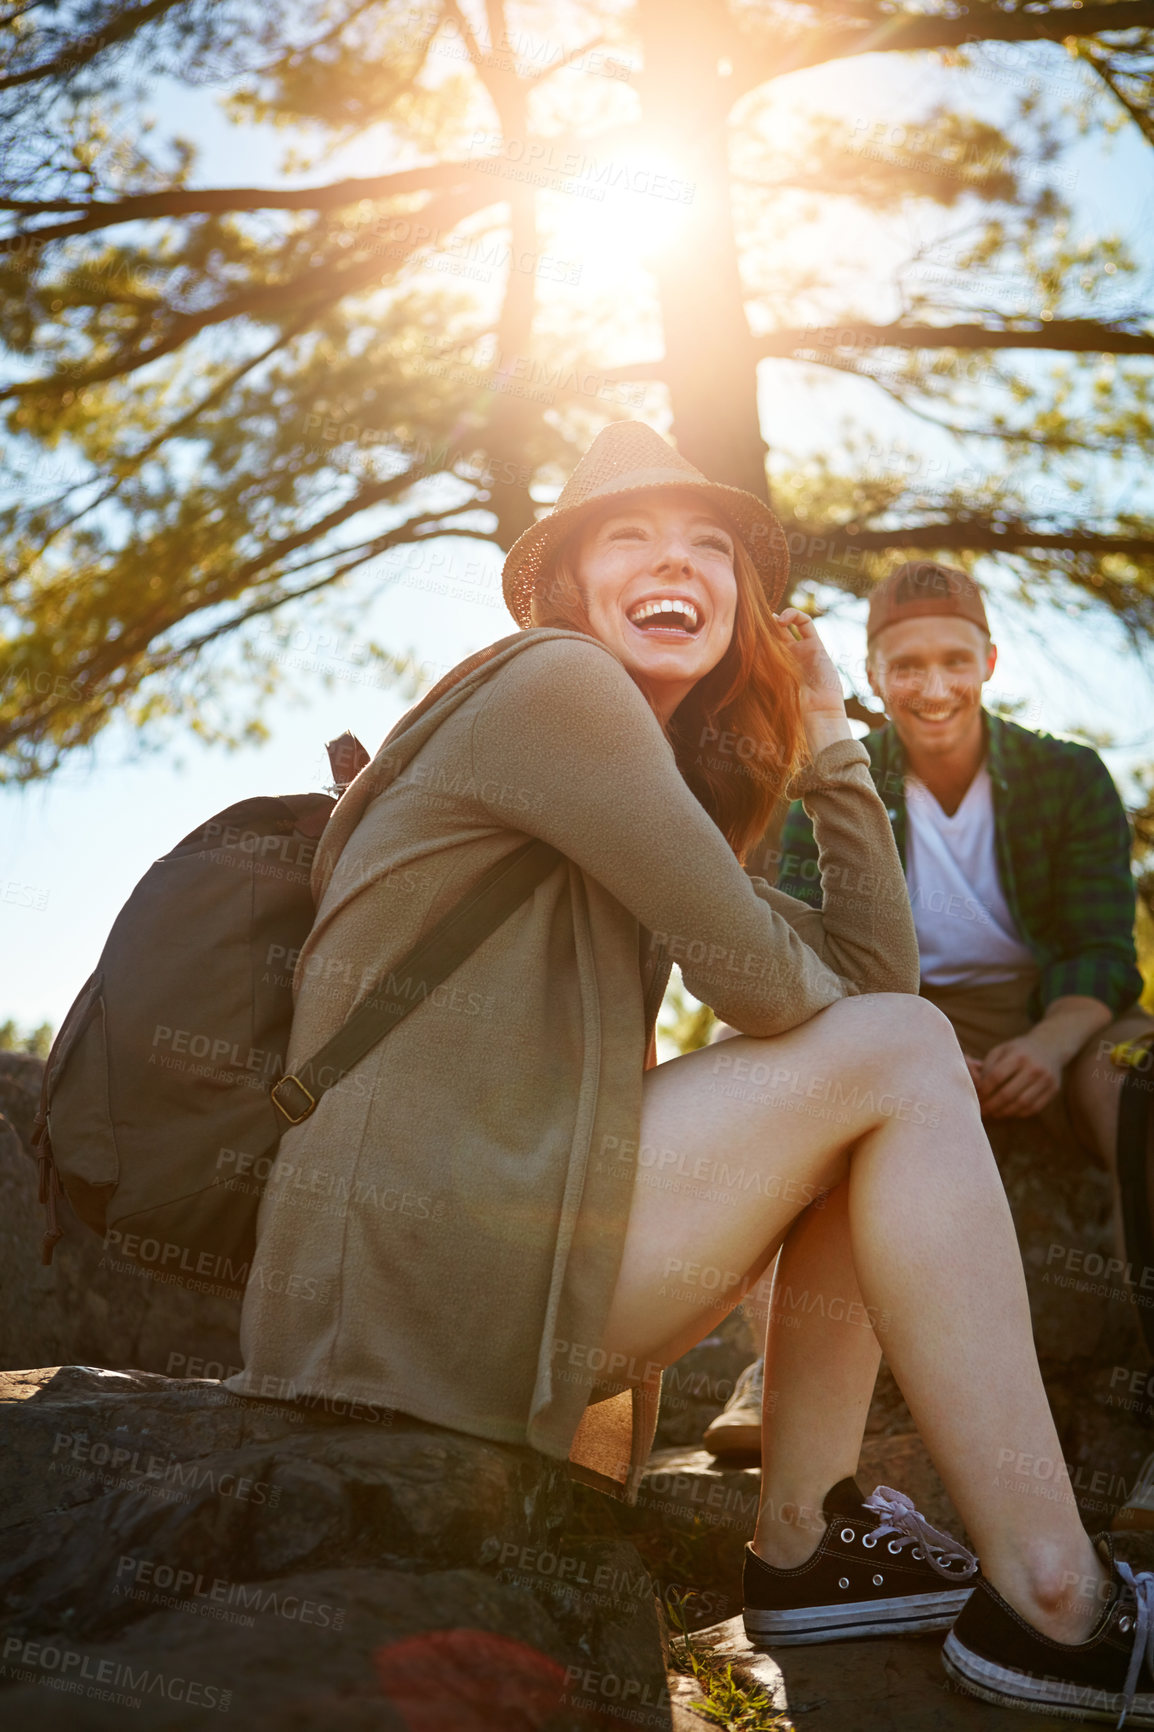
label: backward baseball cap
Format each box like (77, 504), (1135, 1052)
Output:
(867, 560), (990, 644)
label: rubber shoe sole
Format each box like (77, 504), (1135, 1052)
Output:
(746, 1586), (972, 1647)
(943, 1627), (1154, 1725)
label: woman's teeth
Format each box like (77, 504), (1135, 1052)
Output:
(626, 597), (700, 632)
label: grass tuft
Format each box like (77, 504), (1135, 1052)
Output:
(666, 1590), (794, 1731)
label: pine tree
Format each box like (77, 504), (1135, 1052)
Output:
(2, 0), (1152, 779)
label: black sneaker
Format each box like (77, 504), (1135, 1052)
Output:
(742, 1477), (977, 1647)
(942, 1537), (1154, 1725)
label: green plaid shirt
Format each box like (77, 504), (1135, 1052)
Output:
(776, 712), (1142, 1017)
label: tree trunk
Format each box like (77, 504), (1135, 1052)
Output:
(638, 0), (767, 501)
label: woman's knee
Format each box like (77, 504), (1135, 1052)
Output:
(862, 993), (972, 1081)
(809, 990), (954, 1046)
(736, 993), (953, 1065)
(806, 992), (972, 1098)
(725, 995), (972, 1125)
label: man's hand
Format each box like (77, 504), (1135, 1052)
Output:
(974, 1029), (1064, 1119)
(967, 997), (1113, 1120)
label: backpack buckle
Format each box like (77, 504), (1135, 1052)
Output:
(270, 1074), (317, 1125)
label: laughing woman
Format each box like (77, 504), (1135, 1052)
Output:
(229, 422), (1149, 1726)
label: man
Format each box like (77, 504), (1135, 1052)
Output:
(704, 559), (1151, 1459)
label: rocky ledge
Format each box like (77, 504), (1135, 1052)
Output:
(12, 1367), (1125, 1732)
(0, 1366), (671, 1731)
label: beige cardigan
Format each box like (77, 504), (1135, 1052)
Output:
(226, 628), (919, 1497)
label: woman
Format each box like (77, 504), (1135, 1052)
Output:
(228, 422), (1150, 1725)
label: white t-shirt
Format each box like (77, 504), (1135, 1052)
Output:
(904, 764), (1036, 986)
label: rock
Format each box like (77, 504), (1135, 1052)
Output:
(987, 1113), (1154, 1530)
(0, 1050), (43, 1149)
(1, 1568), (577, 1731)
(685, 1615), (1080, 1729)
(604, 1447), (760, 1633)
(0, 1056), (242, 1380)
(988, 1114), (1137, 1371)
(0, 1367), (671, 1730)
(667, 1668), (714, 1730)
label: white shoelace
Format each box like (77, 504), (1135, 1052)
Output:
(1116, 1561), (1154, 1728)
(861, 1485), (978, 1581)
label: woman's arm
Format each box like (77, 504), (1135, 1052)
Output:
(745, 750), (915, 994)
(468, 632), (917, 1038)
(748, 609), (916, 995)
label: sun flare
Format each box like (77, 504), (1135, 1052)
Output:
(534, 136), (700, 276)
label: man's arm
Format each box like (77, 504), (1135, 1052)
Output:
(1037, 747), (1143, 1015)
(977, 746), (1141, 1117)
(772, 798), (824, 907)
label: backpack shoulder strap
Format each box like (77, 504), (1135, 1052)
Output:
(270, 837), (560, 1126)
(1117, 1039), (1154, 1354)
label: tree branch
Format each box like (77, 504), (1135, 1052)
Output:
(149, 504), (490, 669)
(783, 521), (1154, 558)
(731, 1), (1154, 93)
(442, 0), (484, 67)
(523, 32), (610, 87)
(0, 0), (187, 91)
(0, 160), (487, 249)
(6, 315), (313, 579)
(767, 318), (1154, 360)
(1084, 49), (1154, 146)
(1, 184), (495, 399)
(599, 316), (1154, 382)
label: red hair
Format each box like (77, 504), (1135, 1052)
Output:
(530, 515), (806, 862)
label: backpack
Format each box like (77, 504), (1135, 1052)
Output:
(30, 733), (558, 1298)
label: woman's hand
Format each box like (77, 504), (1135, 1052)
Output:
(773, 607), (853, 758)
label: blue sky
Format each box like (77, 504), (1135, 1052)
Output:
(3, 24), (1151, 1033)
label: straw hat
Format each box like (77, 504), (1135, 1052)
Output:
(501, 421), (791, 627)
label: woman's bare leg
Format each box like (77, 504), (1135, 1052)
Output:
(752, 1184), (883, 1566)
(707, 1024), (886, 1557)
(599, 992), (1108, 1642)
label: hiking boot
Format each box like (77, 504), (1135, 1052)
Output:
(743, 1477), (977, 1647)
(942, 1538), (1154, 1725)
(1112, 1449), (1154, 1534)
(703, 1356), (763, 1459)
